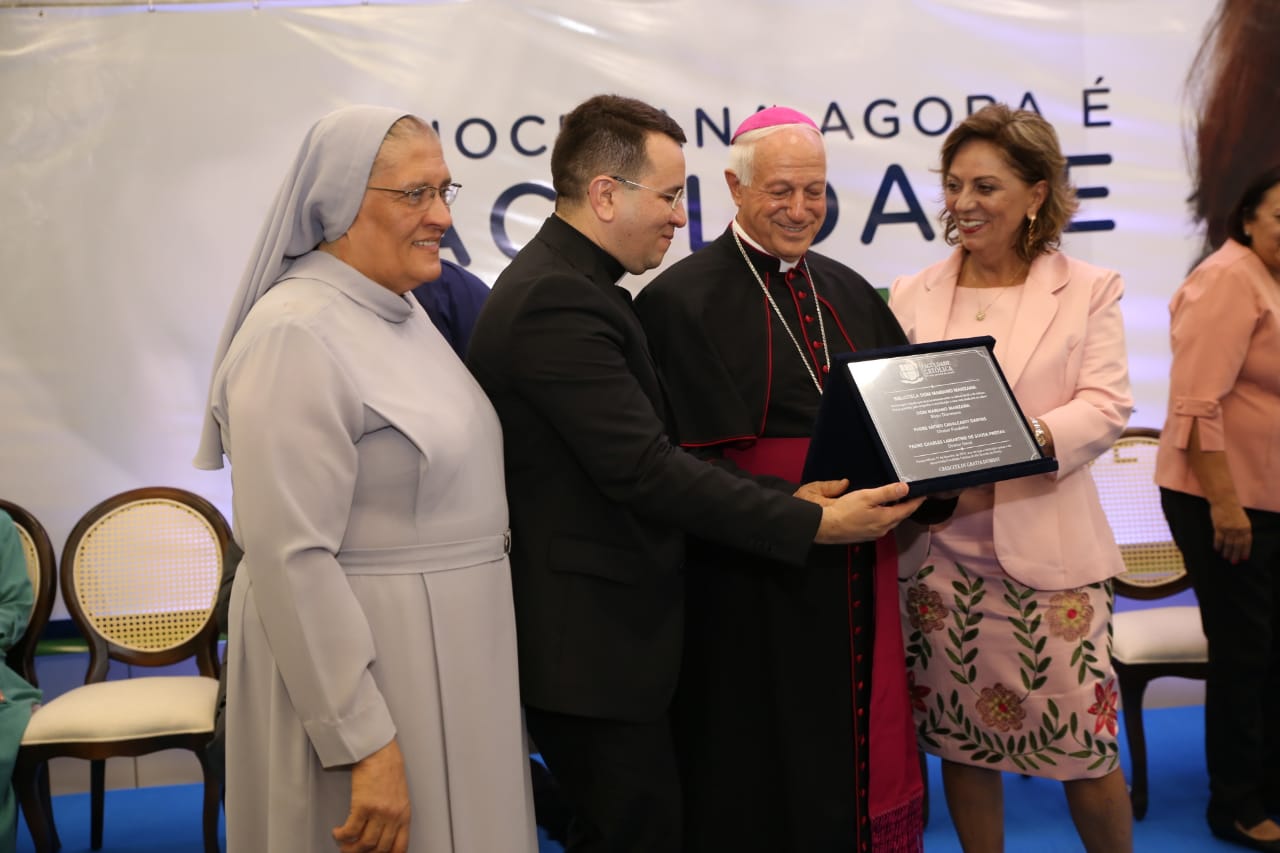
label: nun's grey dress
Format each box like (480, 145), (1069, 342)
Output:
(209, 250), (535, 853)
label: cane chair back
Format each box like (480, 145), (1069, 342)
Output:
(1091, 428), (1192, 597)
(61, 489), (225, 679)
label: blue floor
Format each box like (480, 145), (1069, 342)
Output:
(920, 703), (1234, 851)
(16, 704), (1242, 852)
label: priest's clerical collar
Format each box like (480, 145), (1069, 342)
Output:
(732, 218), (801, 272)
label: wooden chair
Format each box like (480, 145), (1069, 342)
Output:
(15, 487), (230, 853)
(1090, 427), (1208, 820)
(0, 499), (61, 850)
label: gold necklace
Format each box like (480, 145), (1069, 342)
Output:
(964, 260), (1028, 321)
(975, 287), (1011, 321)
(732, 230), (830, 394)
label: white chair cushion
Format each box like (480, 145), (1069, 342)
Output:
(1112, 606), (1208, 665)
(21, 675), (218, 745)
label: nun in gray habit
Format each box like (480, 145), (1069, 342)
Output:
(195, 105), (536, 853)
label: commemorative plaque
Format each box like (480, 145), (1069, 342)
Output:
(802, 336), (1057, 496)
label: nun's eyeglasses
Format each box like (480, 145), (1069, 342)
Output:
(611, 176), (686, 211)
(367, 182), (462, 208)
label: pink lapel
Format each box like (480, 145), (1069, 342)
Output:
(916, 251), (963, 344)
(999, 252), (1067, 389)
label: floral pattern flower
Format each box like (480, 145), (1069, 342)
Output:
(1088, 678), (1119, 736)
(1047, 589), (1094, 642)
(907, 670), (932, 713)
(976, 683), (1026, 732)
(906, 583), (947, 633)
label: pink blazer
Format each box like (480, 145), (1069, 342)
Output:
(889, 249), (1133, 590)
(1155, 239), (1280, 513)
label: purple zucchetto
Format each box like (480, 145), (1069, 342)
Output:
(730, 106), (819, 142)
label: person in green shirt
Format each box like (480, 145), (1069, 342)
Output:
(0, 510), (40, 851)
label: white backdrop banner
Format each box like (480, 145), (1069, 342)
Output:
(0, 0), (1213, 613)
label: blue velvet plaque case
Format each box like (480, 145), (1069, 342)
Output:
(801, 335), (1057, 497)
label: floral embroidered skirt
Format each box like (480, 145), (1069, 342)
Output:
(899, 544), (1121, 781)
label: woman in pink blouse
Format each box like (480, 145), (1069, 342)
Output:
(1156, 166), (1280, 852)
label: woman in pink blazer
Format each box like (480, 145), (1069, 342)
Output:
(889, 104), (1133, 853)
(1156, 167), (1280, 852)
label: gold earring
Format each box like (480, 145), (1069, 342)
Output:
(1024, 213), (1038, 255)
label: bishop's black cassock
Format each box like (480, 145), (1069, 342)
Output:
(635, 226), (940, 853)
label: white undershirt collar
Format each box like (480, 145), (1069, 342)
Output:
(732, 218), (801, 273)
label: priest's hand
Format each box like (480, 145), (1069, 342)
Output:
(333, 738), (411, 853)
(814, 482), (924, 544)
(793, 478), (851, 506)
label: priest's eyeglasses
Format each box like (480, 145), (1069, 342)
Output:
(367, 182), (463, 208)
(611, 176), (686, 211)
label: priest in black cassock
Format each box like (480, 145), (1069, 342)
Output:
(634, 107), (950, 853)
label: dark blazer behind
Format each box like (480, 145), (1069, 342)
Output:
(467, 215), (820, 722)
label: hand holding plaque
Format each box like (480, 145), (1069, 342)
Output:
(802, 336), (1057, 496)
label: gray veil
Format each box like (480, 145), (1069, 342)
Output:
(194, 105), (410, 470)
